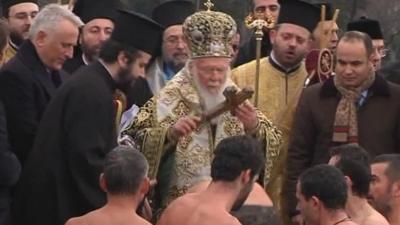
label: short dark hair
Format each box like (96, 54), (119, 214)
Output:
(330, 144), (371, 197)
(211, 135), (265, 182)
(99, 39), (140, 64)
(339, 31), (373, 57)
(372, 154), (400, 183)
(103, 146), (148, 195)
(299, 164), (347, 210)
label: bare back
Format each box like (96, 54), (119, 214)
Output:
(65, 206), (151, 225)
(157, 193), (241, 225)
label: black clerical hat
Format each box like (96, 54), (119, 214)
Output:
(347, 17), (383, 39)
(314, 2), (333, 20)
(72, 0), (120, 24)
(277, 0), (320, 33)
(2, 0), (37, 13)
(152, 0), (196, 29)
(111, 9), (163, 56)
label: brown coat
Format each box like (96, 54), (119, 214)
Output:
(284, 75), (400, 216)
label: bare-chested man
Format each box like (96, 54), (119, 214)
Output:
(370, 154), (400, 225)
(296, 164), (358, 225)
(157, 135), (264, 225)
(65, 146), (151, 225)
(329, 144), (389, 225)
(188, 181), (280, 225)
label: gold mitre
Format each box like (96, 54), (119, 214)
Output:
(183, 1), (237, 58)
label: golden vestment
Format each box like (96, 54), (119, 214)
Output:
(123, 65), (282, 207)
(232, 57), (307, 212)
(3, 42), (17, 64)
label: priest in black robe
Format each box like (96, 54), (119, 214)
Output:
(63, 0), (120, 74)
(12, 10), (162, 225)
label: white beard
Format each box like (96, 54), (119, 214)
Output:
(192, 73), (229, 125)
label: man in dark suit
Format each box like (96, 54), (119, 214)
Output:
(284, 31), (400, 225)
(0, 100), (20, 225)
(0, 4), (82, 165)
(13, 10), (162, 225)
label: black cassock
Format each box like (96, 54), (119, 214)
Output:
(13, 61), (118, 225)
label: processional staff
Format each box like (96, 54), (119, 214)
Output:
(244, 10), (275, 107)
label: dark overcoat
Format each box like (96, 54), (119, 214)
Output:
(13, 61), (117, 225)
(0, 40), (68, 164)
(284, 75), (400, 216)
(0, 101), (21, 225)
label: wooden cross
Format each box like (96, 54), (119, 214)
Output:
(201, 86), (254, 123)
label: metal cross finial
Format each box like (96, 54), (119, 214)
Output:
(204, 0), (214, 11)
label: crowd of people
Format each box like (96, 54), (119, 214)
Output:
(0, 0), (399, 225)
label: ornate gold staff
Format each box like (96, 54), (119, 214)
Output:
(244, 12), (274, 107)
(204, 0), (214, 11)
(68, 0), (76, 10)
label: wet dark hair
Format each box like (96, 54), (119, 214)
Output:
(211, 135), (265, 182)
(330, 144), (371, 197)
(299, 164), (347, 210)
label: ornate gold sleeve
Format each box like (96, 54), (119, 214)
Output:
(252, 111), (283, 187)
(121, 98), (169, 179)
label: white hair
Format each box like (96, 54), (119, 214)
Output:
(28, 4), (83, 39)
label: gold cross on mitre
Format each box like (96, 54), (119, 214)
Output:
(204, 0), (214, 11)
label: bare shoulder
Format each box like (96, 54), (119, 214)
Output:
(157, 194), (198, 224)
(167, 193), (197, 211)
(135, 216), (152, 225)
(223, 216), (242, 225)
(363, 213), (390, 225)
(64, 209), (102, 225)
(65, 217), (85, 225)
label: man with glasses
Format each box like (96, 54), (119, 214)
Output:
(347, 17), (387, 71)
(120, 0), (196, 110)
(146, 0), (195, 96)
(1, 0), (39, 63)
(234, 0), (280, 67)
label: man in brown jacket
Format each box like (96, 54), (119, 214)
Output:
(284, 30), (400, 224)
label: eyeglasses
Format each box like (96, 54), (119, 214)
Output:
(10, 11), (38, 20)
(163, 36), (186, 46)
(373, 47), (389, 58)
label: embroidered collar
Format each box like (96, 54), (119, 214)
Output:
(269, 51), (302, 74)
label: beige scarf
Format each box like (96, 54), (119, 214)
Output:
(332, 73), (375, 143)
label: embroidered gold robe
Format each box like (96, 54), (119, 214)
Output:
(123, 65), (282, 208)
(232, 57), (307, 212)
(3, 42), (17, 64)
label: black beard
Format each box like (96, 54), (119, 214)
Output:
(10, 32), (23, 47)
